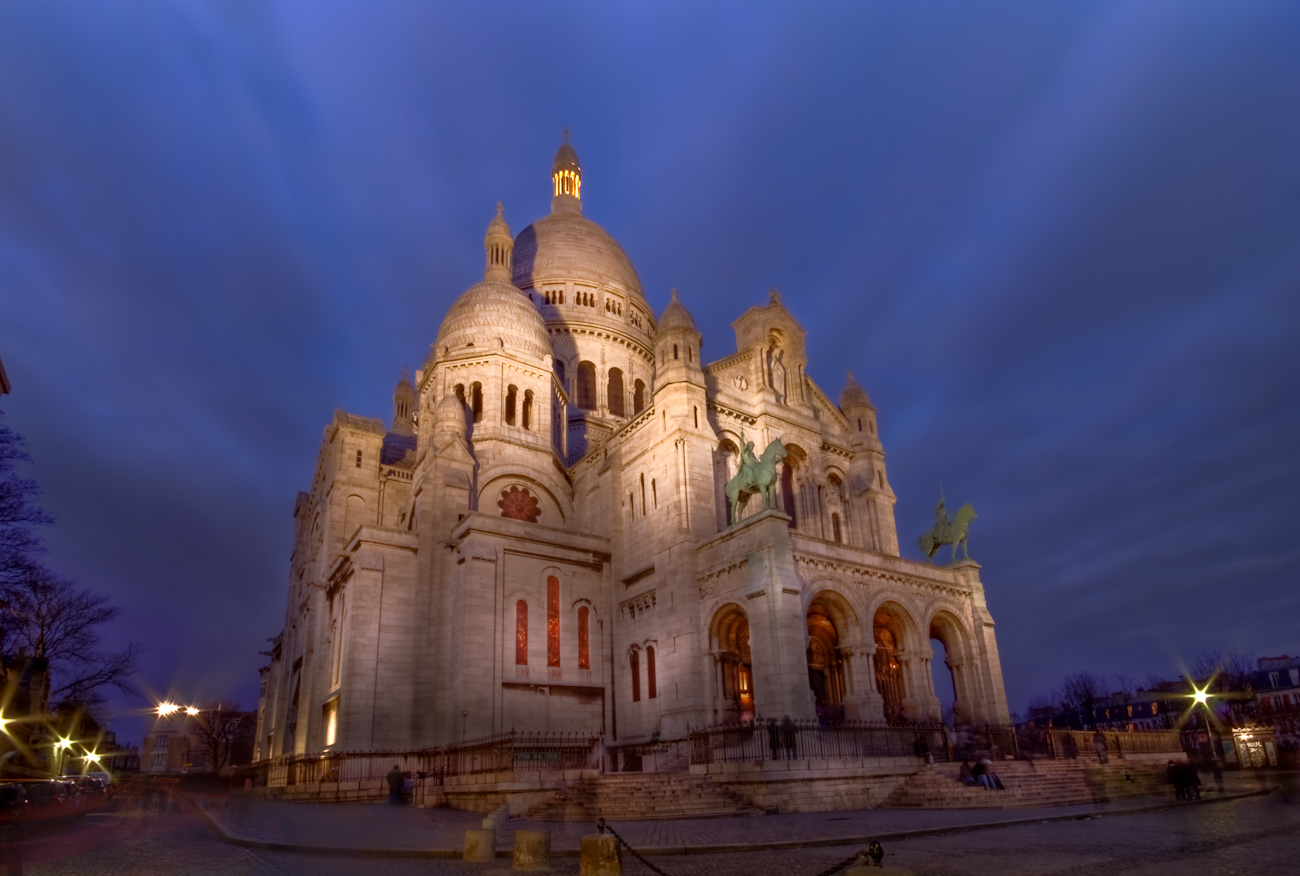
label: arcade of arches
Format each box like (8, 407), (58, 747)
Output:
(706, 596), (991, 727)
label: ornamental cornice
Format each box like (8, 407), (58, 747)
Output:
(547, 326), (654, 363)
(707, 402), (757, 426)
(704, 350), (754, 374)
(791, 552), (970, 600)
(696, 556), (751, 600)
(820, 442), (853, 461)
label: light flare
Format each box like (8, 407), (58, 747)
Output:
(185, 707), (200, 717)
(156, 702), (179, 716)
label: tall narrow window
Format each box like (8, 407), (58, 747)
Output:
(576, 362), (597, 410)
(687, 347), (692, 362)
(673, 344), (679, 360)
(640, 474), (647, 517)
(515, 601), (528, 665)
(471, 383), (483, 423)
(522, 391), (533, 430)
(651, 479), (657, 509)
(547, 576), (561, 668)
(355, 450), (362, 468)
(647, 646), (657, 699)
(693, 406), (698, 428)
(578, 606), (590, 670)
(607, 368), (625, 417)
(323, 699), (338, 746)
(857, 418), (863, 432)
(505, 385), (517, 425)
(630, 650), (641, 702)
(633, 380), (645, 415)
(832, 513), (842, 544)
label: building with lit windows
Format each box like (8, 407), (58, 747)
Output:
(256, 139), (1012, 763)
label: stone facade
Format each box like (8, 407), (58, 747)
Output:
(256, 141), (1011, 762)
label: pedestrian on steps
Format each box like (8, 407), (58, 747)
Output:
(387, 764), (405, 805)
(1092, 730), (1109, 764)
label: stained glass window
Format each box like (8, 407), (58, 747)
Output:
(515, 601), (528, 665)
(578, 606), (590, 670)
(547, 576), (561, 668)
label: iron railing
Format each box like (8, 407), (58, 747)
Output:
(265, 731), (599, 788)
(688, 720), (951, 765)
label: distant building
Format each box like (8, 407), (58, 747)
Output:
(1093, 683), (1184, 731)
(142, 710), (255, 774)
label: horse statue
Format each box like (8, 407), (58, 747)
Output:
(725, 436), (787, 523)
(918, 498), (977, 564)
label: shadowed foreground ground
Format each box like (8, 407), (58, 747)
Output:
(6, 780), (1300, 875)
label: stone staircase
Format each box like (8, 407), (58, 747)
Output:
(883, 760), (1169, 810)
(524, 771), (763, 821)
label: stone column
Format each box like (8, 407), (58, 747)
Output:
(840, 644), (884, 722)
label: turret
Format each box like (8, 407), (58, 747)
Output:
(484, 202), (513, 282)
(654, 289), (704, 392)
(838, 372), (880, 452)
(393, 369), (416, 437)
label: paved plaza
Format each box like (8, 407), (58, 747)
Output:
(7, 777), (1299, 875)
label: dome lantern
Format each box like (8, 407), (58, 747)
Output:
(484, 202), (514, 282)
(551, 129), (582, 214)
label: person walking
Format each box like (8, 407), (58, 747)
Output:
(387, 764), (405, 805)
(1092, 730), (1108, 765)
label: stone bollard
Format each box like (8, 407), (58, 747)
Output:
(512, 829), (551, 871)
(579, 833), (621, 876)
(463, 828), (496, 863)
(483, 815), (498, 832)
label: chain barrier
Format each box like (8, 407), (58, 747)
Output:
(595, 818), (881, 876)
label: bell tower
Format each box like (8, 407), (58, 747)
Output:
(484, 202), (513, 282)
(551, 129), (582, 214)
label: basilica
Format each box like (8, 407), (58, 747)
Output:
(256, 141), (1010, 761)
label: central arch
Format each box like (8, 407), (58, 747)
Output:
(709, 604), (754, 723)
(805, 591), (858, 725)
(873, 602), (912, 724)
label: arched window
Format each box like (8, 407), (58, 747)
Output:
(515, 601), (528, 666)
(578, 606), (590, 670)
(607, 368), (625, 417)
(522, 391), (533, 431)
(832, 513), (842, 544)
(470, 383), (483, 424)
(630, 650), (641, 702)
(454, 384), (466, 410)
(505, 385), (518, 426)
(576, 362), (597, 410)
(633, 380), (645, 415)
(647, 646), (657, 699)
(547, 576), (561, 668)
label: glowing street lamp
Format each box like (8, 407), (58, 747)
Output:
(1192, 688), (1210, 707)
(185, 706), (200, 717)
(156, 702), (179, 717)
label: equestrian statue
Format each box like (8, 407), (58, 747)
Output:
(918, 492), (977, 564)
(725, 431), (788, 524)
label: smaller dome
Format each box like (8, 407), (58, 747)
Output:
(394, 368), (415, 397)
(657, 288), (696, 333)
(432, 392), (467, 436)
(839, 372), (872, 409)
(552, 141), (580, 176)
(435, 280), (552, 362)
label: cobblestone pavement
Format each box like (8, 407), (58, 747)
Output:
(10, 778), (1299, 875)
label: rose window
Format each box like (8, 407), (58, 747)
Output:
(498, 486), (541, 523)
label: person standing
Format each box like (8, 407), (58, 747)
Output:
(767, 719), (781, 761)
(387, 764), (405, 805)
(1092, 730), (1108, 765)
(780, 716), (797, 761)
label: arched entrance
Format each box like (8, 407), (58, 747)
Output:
(806, 603), (846, 724)
(873, 605), (909, 724)
(929, 611), (973, 725)
(710, 605), (754, 722)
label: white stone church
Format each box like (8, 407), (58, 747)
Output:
(257, 140), (1010, 762)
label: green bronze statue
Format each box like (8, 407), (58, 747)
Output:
(725, 431), (788, 523)
(918, 492), (977, 563)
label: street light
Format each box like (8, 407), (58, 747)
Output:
(156, 702), (179, 717)
(185, 706), (200, 717)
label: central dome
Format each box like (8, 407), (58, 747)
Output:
(512, 211), (645, 300)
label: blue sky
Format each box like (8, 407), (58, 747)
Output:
(2, 0), (1298, 742)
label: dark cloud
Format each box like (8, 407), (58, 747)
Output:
(1, 0), (1297, 741)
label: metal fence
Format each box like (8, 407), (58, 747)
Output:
(688, 721), (951, 765)
(1043, 729), (1182, 761)
(265, 731), (599, 788)
(952, 724), (1020, 761)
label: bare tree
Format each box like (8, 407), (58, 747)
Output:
(0, 412), (139, 712)
(1056, 672), (1104, 729)
(191, 702), (255, 773)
